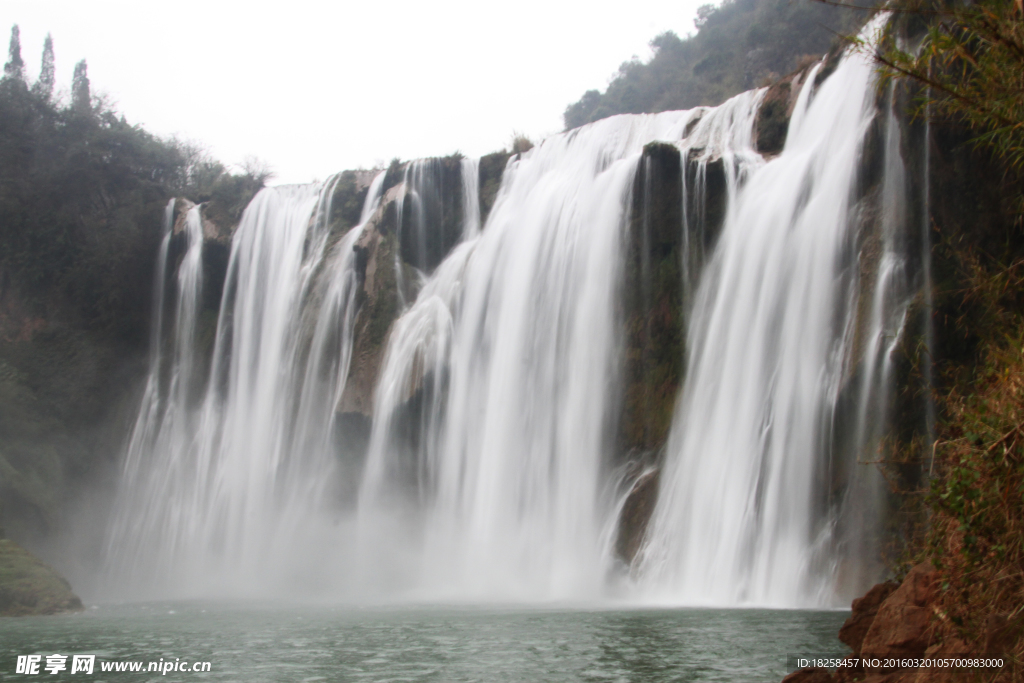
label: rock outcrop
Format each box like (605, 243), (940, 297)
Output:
(0, 537), (82, 616)
(615, 465), (660, 565)
(338, 185), (403, 417)
(783, 564), (1004, 683)
(755, 65), (815, 156)
(839, 581), (900, 654)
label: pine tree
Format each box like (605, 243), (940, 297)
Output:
(71, 59), (90, 113)
(3, 25), (24, 81)
(32, 34), (54, 100)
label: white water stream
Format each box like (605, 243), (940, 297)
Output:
(107, 20), (916, 605)
(637, 21), (904, 606)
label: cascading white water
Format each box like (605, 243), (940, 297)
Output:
(637, 20), (903, 607)
(358, 112), (711, 600)
(106, 174), (385, 597)
(107, 201), (205, 588)
(461, 157), (481, 240)
(676, 88), (766, 306)
(108, 16), (919, 604)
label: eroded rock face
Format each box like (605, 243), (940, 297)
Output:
(0, 538), (82, 616)
(198, 204), (233, 245)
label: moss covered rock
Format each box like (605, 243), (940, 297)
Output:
(0, 538), (82, 616)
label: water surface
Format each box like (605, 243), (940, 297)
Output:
(1, 604), (847, 682)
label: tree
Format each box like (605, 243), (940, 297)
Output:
(694, 3), (717, 29)
(32, 34), (54, 101)
(71, 59), (90, 113)
(3, 25), (24, 81)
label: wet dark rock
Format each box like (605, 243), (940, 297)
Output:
(615, 466), (660, 564)
(756, 81), (792, 155)
(396, 156), (464, 274)
(619, 143), (684, 455)
(326, 170), (374, 239)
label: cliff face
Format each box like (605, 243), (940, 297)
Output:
(0, 273), (149, 544)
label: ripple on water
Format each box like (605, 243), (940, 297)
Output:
(0, 604), (849, 682)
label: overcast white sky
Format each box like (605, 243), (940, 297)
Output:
(3, 1), (707, 184)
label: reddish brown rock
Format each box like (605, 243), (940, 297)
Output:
(782, 667), (834, 683)
(860, 564), (939, 661)
(839, 581), (900, 653)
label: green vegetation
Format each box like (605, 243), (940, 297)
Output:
(563, 0), (862, 130)
(0, 28), (268, 337)
(0, 25), (268, 544)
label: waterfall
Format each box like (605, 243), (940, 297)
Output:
(107, 14), (920, 605)
(636, 18), (906, 606)
(358, 112), (698, 599)
(461, 157), (481, 240)
(105, 175), (385, 597)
